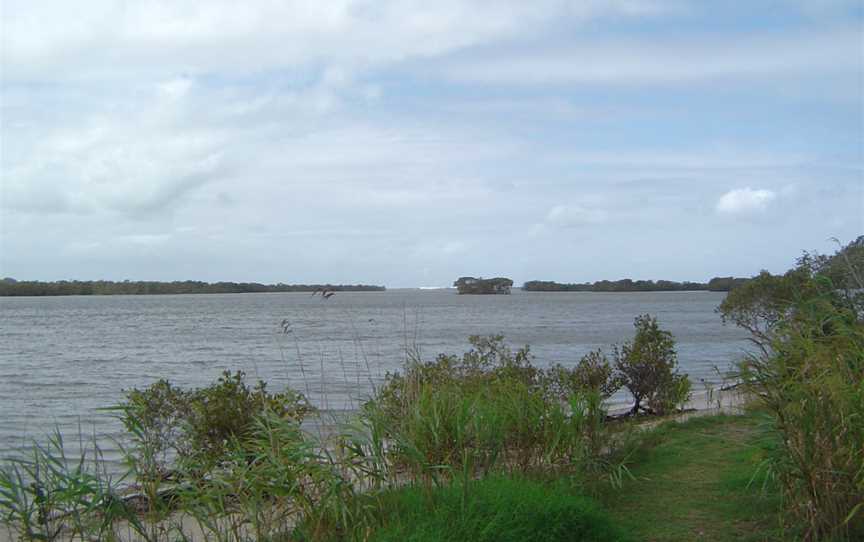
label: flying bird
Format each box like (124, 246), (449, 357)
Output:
(312, 287), (336, 299)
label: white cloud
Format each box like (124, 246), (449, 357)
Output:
(157, 76), (194, 101)
(2, 0), (669, 82)
(1, 77), (226, 216)
(1, 1), (860, 286)
(546, 205), (608, 227)
(434, 29), (861, 86)
(715, 187), (777, 215)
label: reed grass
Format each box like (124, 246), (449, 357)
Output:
(737, 292), (864, 540)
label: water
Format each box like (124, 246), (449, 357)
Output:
(0, 289), (749, 458)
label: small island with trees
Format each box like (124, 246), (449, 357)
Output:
(523, 276), (749, 293)
(0, 279), (386, 297)
(454, 276), (514, 294)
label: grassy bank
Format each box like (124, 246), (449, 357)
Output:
(359, 411), (784, 542)
(601, 413), (782, 541)
(0, 396), (817, 542)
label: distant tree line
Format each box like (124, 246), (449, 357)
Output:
(705, 277), (750, 291)
(0, 278), (385, 297)
(523, 277), (749, 293)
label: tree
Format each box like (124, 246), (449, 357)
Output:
(718, 237), (864, 355)
(614, 315), (690, 415)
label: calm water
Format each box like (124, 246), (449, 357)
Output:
(0, 289), (749, 458)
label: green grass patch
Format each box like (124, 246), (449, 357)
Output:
(369, 475), (633, 542)
(601, 413), (784, 541)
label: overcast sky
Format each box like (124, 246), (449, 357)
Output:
(1, 1), (862, 287)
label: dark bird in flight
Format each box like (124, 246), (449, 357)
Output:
(312, 287), (336, 299)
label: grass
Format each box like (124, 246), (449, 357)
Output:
(600, 412), (783, 542)
(368, 475), (633, 542)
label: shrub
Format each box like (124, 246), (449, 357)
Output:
(180, 411), (359, 542)
(368, 475), (633, 542)
(120, 378), (191, 476)
(544, 349), (621, 401)
(369, 375), (556, 479)
(718, 268), (820, 354)
(614, 315), (691, 415)
(367, 335), (538, 440)
(119, 370), (314, 474)
(359, 336), (630, 484)
(724, 238), (864, 539)
(738, 290), (864, 540)
(364, 337), (539, 477)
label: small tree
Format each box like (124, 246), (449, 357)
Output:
(614, 315), (690, 415)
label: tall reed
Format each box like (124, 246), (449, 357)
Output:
(738, 291), (864, 540)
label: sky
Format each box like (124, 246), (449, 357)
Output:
(1, 1), (862, 288)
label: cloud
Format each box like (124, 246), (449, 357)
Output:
(546, 205), (608, 227)
(715, 187), (777, 215)
(157, 76), (194, 101)
(1, 1), (860, 286)
(434, 29), (860, 86)
(2, 0), (669, 82)
(1, 75), (231, 217)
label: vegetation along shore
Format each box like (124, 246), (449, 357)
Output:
(0, 279), (385, 297)
(0, 238), (861, 541)
(523, 276), (749, 292)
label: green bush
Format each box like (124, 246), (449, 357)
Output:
(362, 336), (609, 479)
(119, 370), (313, 474)
(739, 291), (864, 540)
(614, 315), (691, 415)
(544, 349), (621, 401)
(369, 475), (633, 542)
(180, 412), (360, 542)
(724, 238), (864, 539)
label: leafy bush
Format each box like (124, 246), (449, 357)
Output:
(358, 336), (629, 484)
(544, 349), (621, 401)
(614, 315), (691, 415)
(367, 336), (538, 438)
(368, 475), (633, 542)
(718, 268), (820, 353)
(738, 288), (864, 540)
(179, 411), (360, 542)
(726, 237), (864, 540)
(719, 237), (864, 355)
(119, 370), (313, 474)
